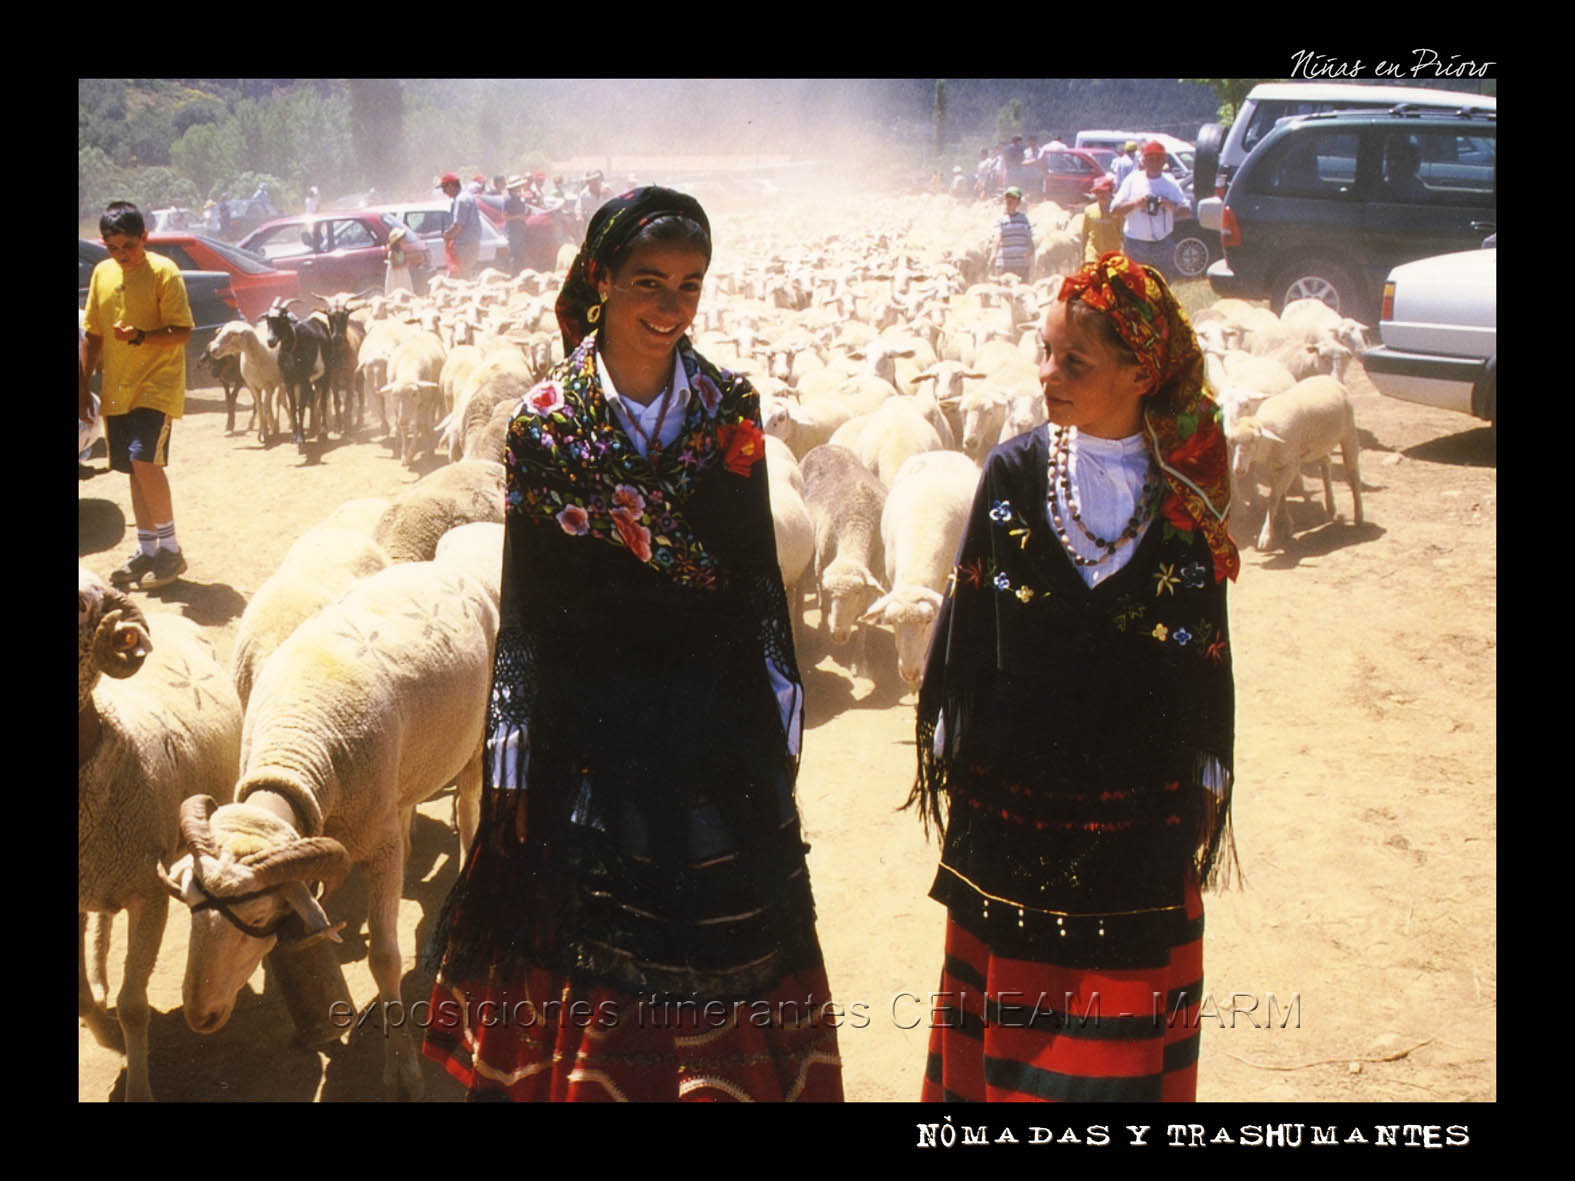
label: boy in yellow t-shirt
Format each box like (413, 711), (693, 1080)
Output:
(79, 202), (195, 590)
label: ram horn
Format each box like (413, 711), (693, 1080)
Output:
(154, 858), (189, 902)
(179, 794), (223, 859)
(240, 836), (351, 897)
(93, 592), (152, 680)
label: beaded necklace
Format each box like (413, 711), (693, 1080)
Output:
(1047, 426), (1161, 567)
(619, 378), (675, 465)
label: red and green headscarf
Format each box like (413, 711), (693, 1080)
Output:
(1059, 251), (1240, 583)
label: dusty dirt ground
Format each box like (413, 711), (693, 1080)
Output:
(77, 346), (1495, 1104)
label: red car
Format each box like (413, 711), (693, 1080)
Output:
(237, 210), (431, 298)
(1039, 148), (1108, 207)
(147, 232), (300, 322)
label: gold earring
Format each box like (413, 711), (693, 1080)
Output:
(586, 302), (601, 324)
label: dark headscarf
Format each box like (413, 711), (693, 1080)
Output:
(1059, 251), (1239, 583)
(554, 186), (711, 354)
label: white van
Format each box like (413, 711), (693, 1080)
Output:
(1075, 130), (1195, 177)
(1195, 82), (1495, 230)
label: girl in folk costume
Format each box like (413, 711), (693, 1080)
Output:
(421, 188), (843, 1102)
(914, 251), (1239, 1102)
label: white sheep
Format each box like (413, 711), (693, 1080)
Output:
(207, 319), (286, 445)
(800, 443), (888, 676)
(229, 525), (391, 708)
(381, 329), (447, 468)
(79, 568), (242, 1101)
(1228, 375), (1364, 551)
(374, 459), (506, 563)
(829, 397), (945, 488)
(861, 450), (980, 692)
(163, 558), (499, 1099)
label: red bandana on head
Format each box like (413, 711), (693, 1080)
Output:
(1059, 252), (1239, 582)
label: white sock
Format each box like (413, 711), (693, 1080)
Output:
(155, 521), (180, 553)
(137, 530), (158, 557)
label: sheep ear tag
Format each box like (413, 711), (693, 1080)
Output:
(282, 881), (345, 945)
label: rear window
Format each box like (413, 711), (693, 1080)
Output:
(153, 245), (200, 271)
(194, 236), (279, 275)
(1250, 132), (1361, 198)
(1378, 131), (1495, 206)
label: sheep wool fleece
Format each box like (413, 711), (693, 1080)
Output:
(422, 332), (843, 1102)
(912, 424), (1235, 1102)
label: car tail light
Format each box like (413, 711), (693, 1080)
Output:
(1380, 281), (1395, 323)
(218, 282), (239, 314)
(1220, 206), (1240, 249)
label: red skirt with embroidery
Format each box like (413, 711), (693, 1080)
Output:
(422, 964), (844, 1102)
(920, 877), (1205, 1102)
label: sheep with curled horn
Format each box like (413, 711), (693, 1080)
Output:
(79, 566), (241, 1101)
(157, 794), (352, 1035)
(160, 555), (498, 1099)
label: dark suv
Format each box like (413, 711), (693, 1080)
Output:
(1205, 107), (1496, 324)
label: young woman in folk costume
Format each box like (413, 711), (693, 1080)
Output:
(422, 187), (843, 1102)
(913, 251), (1240, 1102)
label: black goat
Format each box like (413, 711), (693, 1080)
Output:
(263, 300), (333, 451)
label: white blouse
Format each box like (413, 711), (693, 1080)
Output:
(1046, 426), (1154, 588)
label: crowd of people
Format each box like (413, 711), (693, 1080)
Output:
(976, 136), (1195, 283)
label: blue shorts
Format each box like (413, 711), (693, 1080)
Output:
(105, 407), (172, 473)
(1123, 234), (1175, 280)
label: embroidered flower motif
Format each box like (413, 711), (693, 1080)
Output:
(1153, 563), (1180, 597)
(612, 484), (645, 514)
(1151, 622), (1169, 642)
(1205, 635), (1227, 664)
(959, 558), (984, 589)
(1160, 490), (1197, 535)
(1173, 627), (1191, 646)
(694, 373), (723, 416)
(556, 505), (589, 536)
(609, 506), (652, 562)
(1181, 560), (1208, 589)
(528, 382), (563, 415)
(989, 500), (1013, 523)
(1015, 585), (1035, 603)
(716, 419), (766, 477)
(994, 572), (1012, 591)
(1009, 526), (1031, 550)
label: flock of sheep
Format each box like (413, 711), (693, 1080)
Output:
(79, 189), (1372, 1100)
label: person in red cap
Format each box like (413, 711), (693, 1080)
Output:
(1111, 141), (1189, 279)
(1082, 175), (1125, 263)
(438, 171), (482, 279)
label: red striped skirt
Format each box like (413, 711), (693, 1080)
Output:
(422, 965), (844, 1102)
(921, 878), (1204, 1102)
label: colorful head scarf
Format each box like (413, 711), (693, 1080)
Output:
(1058, 251), (1240, 582)
(554, 186), (711, 354)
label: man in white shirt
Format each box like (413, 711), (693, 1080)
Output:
(1111, 141), (1189, 280)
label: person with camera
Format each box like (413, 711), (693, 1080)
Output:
(1111, 141), (1188, 280)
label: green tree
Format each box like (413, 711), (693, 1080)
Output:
(1181, 78), (1273, 126)
(350, 79), (406, 195)
(78, 145), (124, 222)
(170, 120), (241, 200)
(994, 98), (1023, 144)
(933, 79), (948, 159)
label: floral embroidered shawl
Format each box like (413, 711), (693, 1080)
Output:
(503, 330), (769, 591)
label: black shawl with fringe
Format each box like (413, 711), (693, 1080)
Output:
(424, 336), (824, 1002)
(912, 426), (1236, 968)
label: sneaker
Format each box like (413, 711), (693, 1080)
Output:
(140, 548), (188, 590)
(109, 551), (156, 590)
